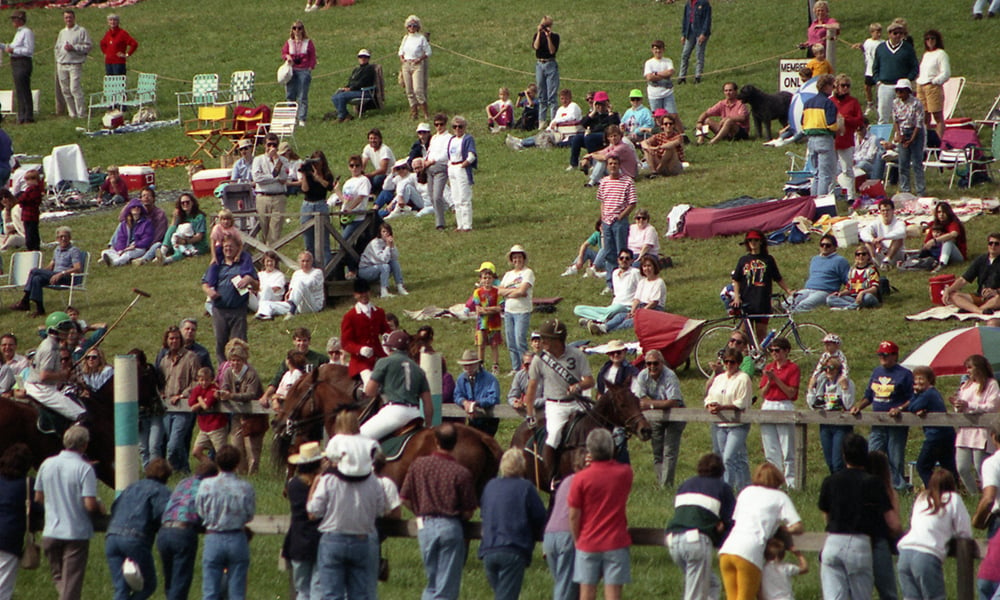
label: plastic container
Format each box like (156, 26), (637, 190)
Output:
(832, 220), (859, 248)
(190, 168), (232, 199)
(929, 274), (956, 306)
(118, 166), (155, 192)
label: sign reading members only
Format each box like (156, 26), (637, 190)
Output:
(779, 59), (810, 93)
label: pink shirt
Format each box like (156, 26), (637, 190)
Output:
(955, 378), (1000, 450)
(807, 18), (840, 47)
(705, 99), (749, 131)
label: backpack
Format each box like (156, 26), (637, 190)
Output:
(878, 276), (897, 301)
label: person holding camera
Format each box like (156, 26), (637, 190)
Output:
(282, 20), (315, 127)
(299, 150), (334, 265)
(532, 16), (560, 129)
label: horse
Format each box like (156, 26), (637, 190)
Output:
(0, 378), (117, 487)
(508, 383), (652, 492)
(271, 363), (502, 495)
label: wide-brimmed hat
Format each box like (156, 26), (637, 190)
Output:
(325, 435), (377, 476)
(457, 349), (482, 366)
(476, 261), (496, 274)
(605, 340), (627, 354)
(289, 441), (324, 465)
(357, 48), (371, 57)
(507, 244), (528, 262)
(277, 141), (292, 155)
(392, 158), (410, 170)
(895, 79), (913, 91)
(237, 138), (253, 150)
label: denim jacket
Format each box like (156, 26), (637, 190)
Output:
(107, 478), (171, 542)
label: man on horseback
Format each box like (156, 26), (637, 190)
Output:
(525, 318), (594, 484)
(361, 329), (432, 441)
(24, 311), (88, 425)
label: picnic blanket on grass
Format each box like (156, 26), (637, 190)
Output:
(906, 305), (995, 321)
(84, 118), (179, 137)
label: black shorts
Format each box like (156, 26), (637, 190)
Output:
(734, 128), (749, 141)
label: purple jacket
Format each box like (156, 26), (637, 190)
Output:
(113, 200), (155, 251)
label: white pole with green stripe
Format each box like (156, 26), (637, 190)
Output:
(420, 352), (442, 426)
(114, 354), (139, 497)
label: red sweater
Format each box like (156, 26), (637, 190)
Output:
(832, 93), (864, 150)
(17, 184), (42, 223)
(100, 28), (138, 65)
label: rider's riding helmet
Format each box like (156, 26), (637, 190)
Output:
(45, 311), (74, 333)
(538, 318), (568, 342)
(385, 330), (411, 352)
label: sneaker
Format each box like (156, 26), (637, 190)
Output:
(162, 256), (174, 266)
(565, 165), (576, 172)
(298, 120), (306, 127)
(586, 266), (599, 278)
(561, 265), (578, 277)
(131, 258), (147, 266)
(155, 246), (167, 261)
(381, 287), (395, 298)
(587, 321), (605, 335)
(930, 263), (944, 274)
(492, 363), (500, 376)
(579, 318), (589, 328)
(384, 208), (403, 221)
(593, 269), (607, 278)
(505, 134), (523, 151)
(416, 206), (435, 217)
(101, 252), (112, 267)
(396, 284), (409, 296)
(600, 287), (612, 296)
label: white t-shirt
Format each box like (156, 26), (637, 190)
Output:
(611, 267), (642, 307)
(427, 133), (453, 163)
(362, 144), (396, 173)
(550, 102), (583, 128)
(862, 39), (882, 76)
(500, 268), (535, 314)
(982, 452), (1000, 513)
(258, 269), (287, 303)
(289, 268), (325, 314)
(719, 485), (801, 569)
(761, 561), (801, 600)
(897, 492), (972, 562)
(628, 223), (660, 257)
(861, 217), (906, 247)
(334, 175), (372, 209)
(379, 476), (402, 512)
(644, 57), (675, 100)
(634, 276), (666, 308)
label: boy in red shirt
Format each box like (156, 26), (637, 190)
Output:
(17, 169), (42, 251)
(189, 366), (227, 464)
(472, 264), (504, 375)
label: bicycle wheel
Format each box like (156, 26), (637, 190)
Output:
(695, 325), (739, 377)
(788, 322), (829, 370)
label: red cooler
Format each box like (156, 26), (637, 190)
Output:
(191, 168), (232, 199)
(929, 274), (956, 306)
(119, 166), (156, 192)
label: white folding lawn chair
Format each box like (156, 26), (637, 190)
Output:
(42, 144), (90, 209)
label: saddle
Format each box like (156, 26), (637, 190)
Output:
(377, 419), (423, 462)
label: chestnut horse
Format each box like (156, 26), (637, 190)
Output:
(271, 363), (502, 495)
(509, 383), (652, 492)
(0, 378), (117, 487)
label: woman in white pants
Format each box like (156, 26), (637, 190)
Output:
(447, 115), (476, 232)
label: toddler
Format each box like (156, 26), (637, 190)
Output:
(472, 265), (504, 375)
(171, 222), (199, 257)
(760, 538), (808, 600)
(853, 23), (883, 114)
(485, 87), (514, 132)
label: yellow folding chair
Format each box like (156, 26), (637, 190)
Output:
(184, 105), (229, 159)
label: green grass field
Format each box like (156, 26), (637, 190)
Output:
(2, 0), (1000, 597)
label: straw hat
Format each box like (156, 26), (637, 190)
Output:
(507, 244), (528, 262)
(288, 441), (323, 465)
(604, 340), (627, 354)
(457, 349), (482, 366)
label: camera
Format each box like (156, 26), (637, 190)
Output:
(299, 159), (319, 172)
(518, 91), (526, 97)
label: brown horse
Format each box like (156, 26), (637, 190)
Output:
(509, 383), (652, 492)
(0, 378), (117, 487)
(271, 363), (502, 495)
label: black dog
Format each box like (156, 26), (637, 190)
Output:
(737, 85), (792, 140)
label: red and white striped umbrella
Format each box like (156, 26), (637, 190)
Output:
(901, 327), (1000, 376)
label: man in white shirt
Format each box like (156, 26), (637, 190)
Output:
(860, 198), (906, 266)
(251, 134), (290, 247)
(2, 11), (35, 124)
(574, 249), (641, 333)
(54, 10), (92, 119)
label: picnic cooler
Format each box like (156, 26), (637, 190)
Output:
(929, 274), (956, 306)
(191, 168), (232, 198)
(832, 220), (858, 248)
(119, 166), (155, 192)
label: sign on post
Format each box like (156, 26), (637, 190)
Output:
(779, 59), (811, 93)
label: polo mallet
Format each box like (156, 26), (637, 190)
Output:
(83, 288), (151, 359)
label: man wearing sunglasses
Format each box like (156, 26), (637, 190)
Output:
(941, 232), (1000, 315)
(331, 48), (376, 123)
(786, 233), (849, 313)
(632, 349), (686, 487)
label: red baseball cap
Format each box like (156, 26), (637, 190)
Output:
(877, 340), (899, 354)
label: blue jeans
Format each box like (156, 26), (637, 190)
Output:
(543, 531), (578, 600)
(827, 293), (880, 310)
(601, 219), (629, 277)
(898, 549), (945, 600)
(291, 559), (322, 600)
(483, 549), (528, 600)
(318, 532), (378, 600)
(808, 134), (837, 196)
(332, 89), (364, 119)
(300, 200), (331, 265)
(106, 62), (127, 76)
(649, 94), (678, 115)
(286, 69), (312, 122)
(712, 424), (750, 492)
(106, 534), (157, 600)
(359, 260), (404, 290)
(873, 537), (900, 600)
(535, 60), (560, 123)
(163, 412), (194, 475)
(504, 311), (531, 372)
(916, 432), (957, 488)
(138, 414), (164, 469)
(202, 532), (250, 600)
(679, 37), (707, 79)
(820, 533), (873, 600)
(157, 526), (199, 600)
(819, 425), (853, 473)
(870, 425), (910, 489)
(788, 288), (833, 313)
(898, 128), (926, 196)
(978, 578), (1000, 600)
(418, 517), (466, 600)
(570, 133), (606, 167)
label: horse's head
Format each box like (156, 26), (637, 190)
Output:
(598, 383), (652, 441)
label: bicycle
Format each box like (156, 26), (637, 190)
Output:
(694, 295), (828, 377)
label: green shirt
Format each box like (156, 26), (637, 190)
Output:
(269, 349), (327, 388)
(371, 351), (429, 406)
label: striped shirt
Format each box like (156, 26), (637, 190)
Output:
(598, 175), (637, 225)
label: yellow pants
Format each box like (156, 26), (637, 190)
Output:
(719, 553), (762, 600)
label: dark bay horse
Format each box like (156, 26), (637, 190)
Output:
(271, 363), (502, 495)
(0, 378), (117, 486)
(509, 383), (652, 491)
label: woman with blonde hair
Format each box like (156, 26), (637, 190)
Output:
(952, 354), (1000, 492)
(78, 347), (114, 394)
(282, 20), (316, 126)
(718, 462), (803, 600)
(399, 14), (431, 119)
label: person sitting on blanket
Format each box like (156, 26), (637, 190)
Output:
(860, 198), (906, 267)
(827, 246), (881, 310)
(941, 231), (1000, 315)
(504, 88), (583, 150)
(574, 248), (641, 334)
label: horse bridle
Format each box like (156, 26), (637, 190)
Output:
(577, 390), (644, 439)
(278, 378), (380, 440)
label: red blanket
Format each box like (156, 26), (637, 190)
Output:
(676, 196), (817, 239)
